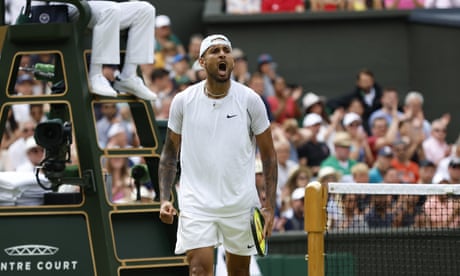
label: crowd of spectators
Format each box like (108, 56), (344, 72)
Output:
(3, 0), (460, 27)
(1, 13), (460, 227)
(224, 0), (460, 13)
(160, 29), (460, 232)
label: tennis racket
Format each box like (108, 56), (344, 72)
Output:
(250, 207), (267, 257)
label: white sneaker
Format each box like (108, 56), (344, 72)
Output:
(114, 76), (157, 101)
(89, 74), (117, 97)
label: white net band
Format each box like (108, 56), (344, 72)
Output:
(328, 183), (460, 195)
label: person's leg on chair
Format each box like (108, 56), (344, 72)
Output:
(87, 2), (120, 97)
(113, 1), (157, 100)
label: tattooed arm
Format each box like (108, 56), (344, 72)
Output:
(256, 127), (278, 238)
(158, 128), (181, 224)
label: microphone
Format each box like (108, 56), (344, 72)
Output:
(130, 164), (150, 201)
(131, 164), (150, 183)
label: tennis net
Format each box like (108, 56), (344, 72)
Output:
(324, 183), (460, 276)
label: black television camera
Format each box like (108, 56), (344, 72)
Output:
(34, 118), (72, 190)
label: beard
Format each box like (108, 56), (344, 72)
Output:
(208, 70), (231, 83)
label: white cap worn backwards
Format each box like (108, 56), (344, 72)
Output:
(199, 34), (232, 57)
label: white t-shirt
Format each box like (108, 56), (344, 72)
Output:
(168, 80), (270, 217)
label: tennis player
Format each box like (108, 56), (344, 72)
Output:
(159, 34), (277, 275)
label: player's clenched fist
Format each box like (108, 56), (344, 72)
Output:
(159, 201), (177, 224)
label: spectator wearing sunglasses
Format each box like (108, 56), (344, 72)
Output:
(423, 119), (450, 166)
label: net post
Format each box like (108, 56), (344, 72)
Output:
(305, 181), (328, 276)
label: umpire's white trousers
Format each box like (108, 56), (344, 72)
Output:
(86, 1), (155, 65)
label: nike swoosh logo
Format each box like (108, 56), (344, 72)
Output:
(247, 244), (255, 249)
(226, 114), (237, 118)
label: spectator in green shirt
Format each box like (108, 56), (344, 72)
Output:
(320, 131), (357, 182)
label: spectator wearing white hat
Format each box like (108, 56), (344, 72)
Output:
(343, 112), (374, 165)
(106, 122), (129, 148)
(155, 14), (186, 55)
(302, 92), (343, 150)
(16, 136), (44, 172)
(297, 113), (331, 177)
(317, 166), (341, 183)
(284, 187), (305, 231)
(302, 92), (324, 123)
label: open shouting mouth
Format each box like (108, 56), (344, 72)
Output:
(218, 62), (227, 76)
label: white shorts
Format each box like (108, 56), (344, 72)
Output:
(175, 211), (257, 256)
